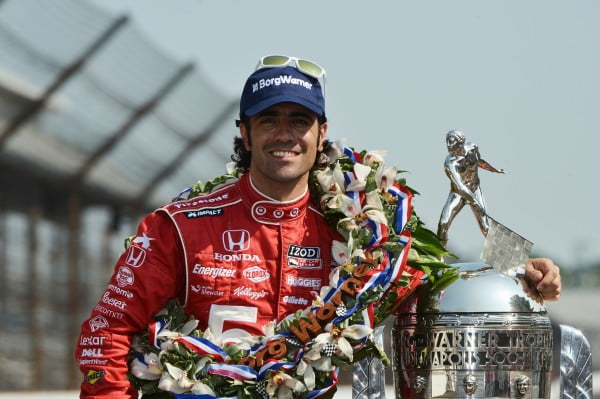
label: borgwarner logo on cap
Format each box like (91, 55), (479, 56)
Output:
(252, 75), (313, 93)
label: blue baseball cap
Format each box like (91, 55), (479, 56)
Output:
(239, 66), (325, 117)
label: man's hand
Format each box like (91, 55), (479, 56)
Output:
(525, 258), (561, 301)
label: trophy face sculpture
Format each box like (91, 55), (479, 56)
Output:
(392, 131), (554, 399)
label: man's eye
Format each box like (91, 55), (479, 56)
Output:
(293, 119), (310, 126)
(260, 118), (277, 125)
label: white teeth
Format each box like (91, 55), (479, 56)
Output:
(272, 151), (296, 157)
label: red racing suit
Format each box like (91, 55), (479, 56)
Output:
(76, 173), (338, 398)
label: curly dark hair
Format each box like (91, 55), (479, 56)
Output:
(231, 114), (330, 172)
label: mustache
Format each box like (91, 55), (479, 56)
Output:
(265, 141), (299, 151)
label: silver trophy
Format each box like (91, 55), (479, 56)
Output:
(387, 131), (592, 399)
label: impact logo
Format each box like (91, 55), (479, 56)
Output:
(287, 244), (322, 269)
(222, 229), (250, 252)
(186, 208), (223, 218)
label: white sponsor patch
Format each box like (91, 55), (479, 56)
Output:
(283, 296), (309, 305)
(233, 286), (268, 300)
(192, 264), (236, 278)
(81, 348), (103, 357)
(286, 275), (321, 289)
(191, 285), (225, 297)
(243, 266), (270, 283)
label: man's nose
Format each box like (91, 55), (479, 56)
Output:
(274, 120), (295, 139)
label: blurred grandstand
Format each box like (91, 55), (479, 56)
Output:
(0, 0), (236, 390)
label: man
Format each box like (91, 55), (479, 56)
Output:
(76, 56), (561, 398)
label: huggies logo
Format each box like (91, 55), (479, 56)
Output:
(222, 230), (250, 252)
(252, 75), (313, 93)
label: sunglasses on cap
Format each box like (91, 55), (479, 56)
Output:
(256, 55), (327, 99)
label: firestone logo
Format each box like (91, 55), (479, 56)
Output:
(243, 266), (270, 283)
(174, 193), (230, 209)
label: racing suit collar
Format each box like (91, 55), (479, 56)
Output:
(239, 174), (309, 225)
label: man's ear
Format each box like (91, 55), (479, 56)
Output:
(239, 123), (252, 151)
(318, 122), (328, 151)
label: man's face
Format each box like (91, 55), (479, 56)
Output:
(240, 102), (327, 200)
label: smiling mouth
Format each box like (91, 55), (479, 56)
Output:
(271, 150), (298, 157)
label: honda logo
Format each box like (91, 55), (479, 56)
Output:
(125, 246), (146, 268)
(222, 229), (250, 252)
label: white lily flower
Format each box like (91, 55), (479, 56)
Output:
(201, 327), (223, 347)
(321, 139), (344, 164)
(195, 356), (212, 373)
(157, 328), (182, 340)
(375, 164), (398, 191)
(191, 380), (215, 395)
(313, 324), (372, 362)
(262, 320), (276, 339)
(331, 240), (352, 266)
(158, 363), (195, 394)
(130, 353), (162, 380)
(296, 356), (316, 390)
(316, 163), (346, 194)
(362, 150), (387, 166)
(180, 319), (199, 336)
(345, 163), (372, 192)
(266, 371), (306, 399)
(338, 195), (362, 219)
(225, 161), (237, 174)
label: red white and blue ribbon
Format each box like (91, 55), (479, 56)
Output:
(381, 232), (412, 292)
(387, 183), (412, 232)
(174, 336), (228, 362)
(305, 367), (339, 399)
(365, 218), (388, 250)
(149, 320), (167, 349)
(258, 359), (296, 379)
(207, 364), (257, 381)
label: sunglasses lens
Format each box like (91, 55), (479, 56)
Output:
(261, 55), (290, 67)
(297, 59), (324, 77)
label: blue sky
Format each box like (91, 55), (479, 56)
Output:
(91, 0), (600, 267)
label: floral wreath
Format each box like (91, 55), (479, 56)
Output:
(128, 140), (458, 399)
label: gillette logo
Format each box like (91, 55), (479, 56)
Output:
(252, 75), (312, 92)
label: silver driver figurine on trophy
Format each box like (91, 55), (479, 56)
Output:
(387, 131), (593, 399)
